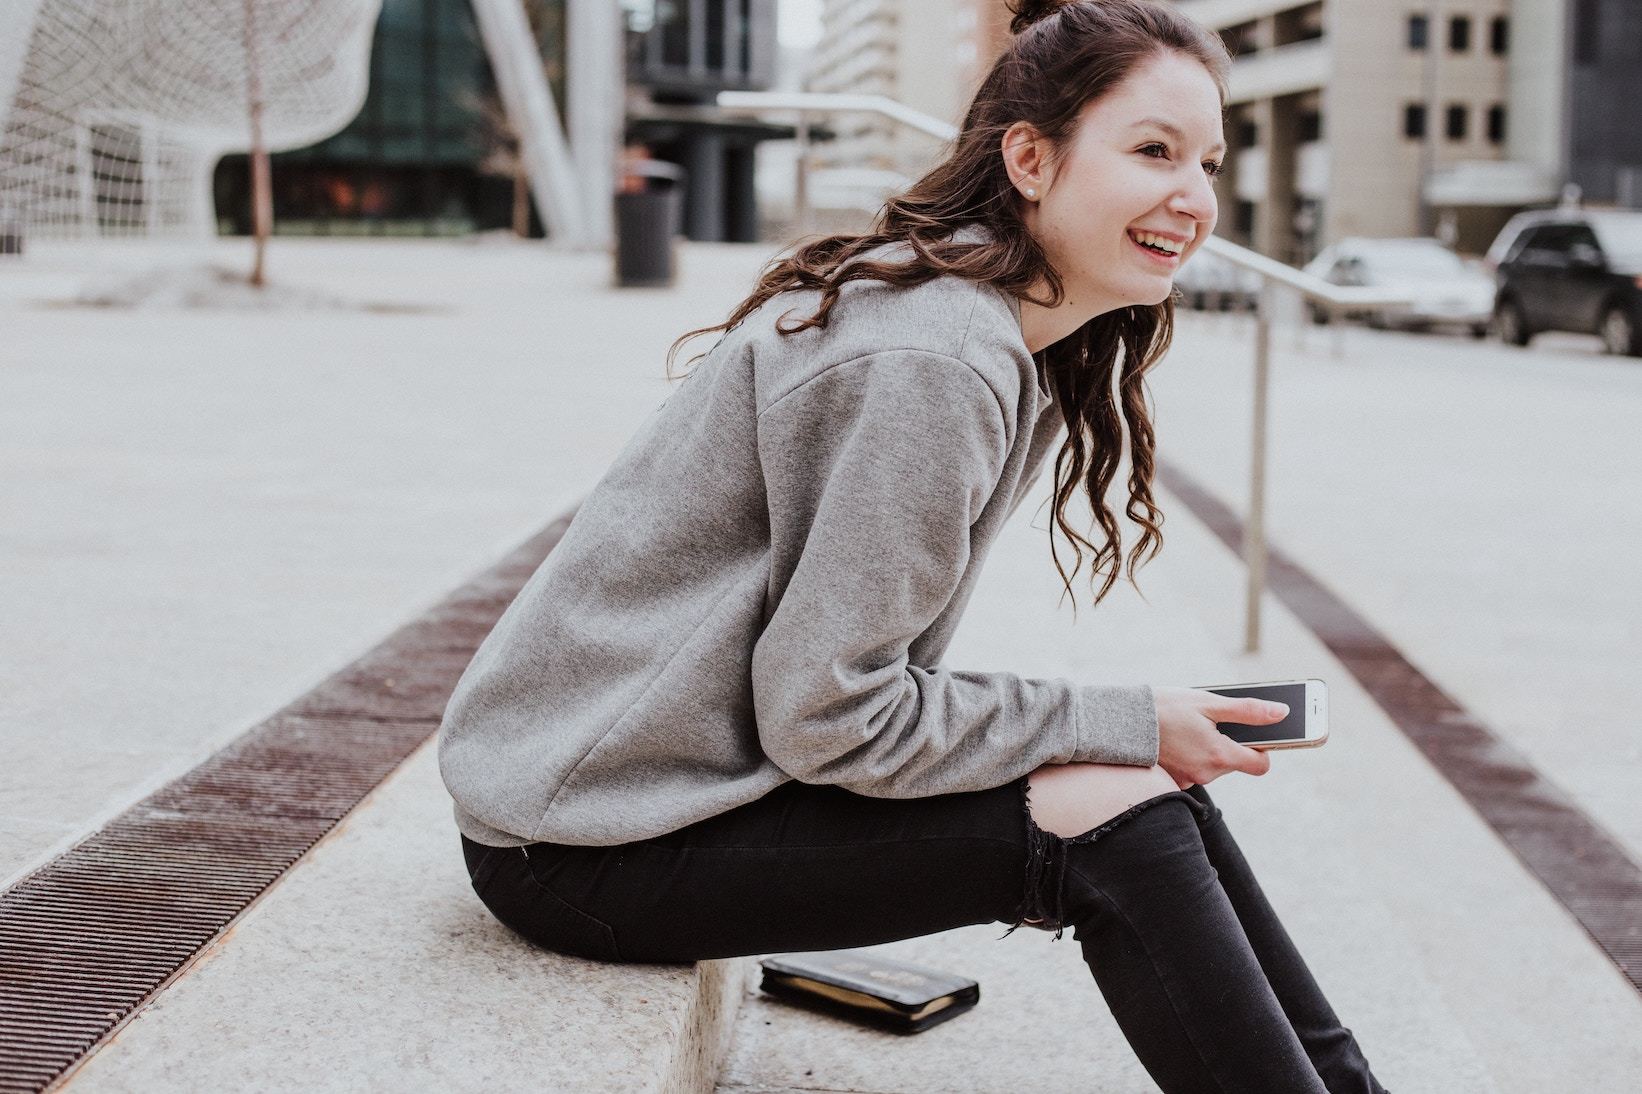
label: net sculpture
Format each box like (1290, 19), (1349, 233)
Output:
(0, 0), (382, 239)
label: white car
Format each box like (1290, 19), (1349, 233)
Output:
(1302, 237), (1496, 337)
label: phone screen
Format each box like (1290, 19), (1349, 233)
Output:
(1206, 682), (1309, 743)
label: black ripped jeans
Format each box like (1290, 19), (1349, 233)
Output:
(460, 774), (1390, 1094)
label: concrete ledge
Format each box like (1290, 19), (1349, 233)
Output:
(663, 956), (758, 1094)
(62, 741), (756, 1093)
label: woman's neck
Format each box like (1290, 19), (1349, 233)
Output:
(1016, 277), (1125, 353)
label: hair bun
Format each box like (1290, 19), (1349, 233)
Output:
(1007, 0), (1071, 35)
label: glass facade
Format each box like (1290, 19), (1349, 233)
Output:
(215, 0), (567, 236)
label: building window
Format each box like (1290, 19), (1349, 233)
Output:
(1298, 110), (1322, 143)
(1223, 21), (1259, 57)
(1487, 104), (1507, 144)
(1449, 15), (1470, 52)
(1490, 16), (1509, 55)
(1407, 13), (1428, 50)
(1446, 103), (1468, 140)
(1293, 3), (1324, 43)
(1237, 119), (1259, 148)
(1404, 103), (1427, 139)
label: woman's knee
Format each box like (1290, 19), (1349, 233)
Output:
(1026, 761), (1181, 839)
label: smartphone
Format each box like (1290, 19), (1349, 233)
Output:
(1194, 678), (1328, 750)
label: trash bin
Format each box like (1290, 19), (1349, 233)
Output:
(614, 159), (684, 288)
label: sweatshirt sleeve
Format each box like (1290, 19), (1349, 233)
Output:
(751, 350), (1158, 798)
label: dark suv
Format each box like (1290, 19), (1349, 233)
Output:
(1486, 209), (1642, 356)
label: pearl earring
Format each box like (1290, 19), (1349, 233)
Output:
(1025, 187), (1036, 198)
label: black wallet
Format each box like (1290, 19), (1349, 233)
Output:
(757, 949), (980, 1034)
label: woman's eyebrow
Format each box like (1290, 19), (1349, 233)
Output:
(1128, 117), (1228, 157)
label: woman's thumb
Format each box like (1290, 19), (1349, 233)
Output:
(1238, 745), (1273, 776)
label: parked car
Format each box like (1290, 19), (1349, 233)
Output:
(1485, 208), (1642, 356)
(1301, 237), (1495, 336)
(1172, 247), (1261, 311)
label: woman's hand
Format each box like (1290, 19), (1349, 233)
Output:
(1152, 686), (1286, 789)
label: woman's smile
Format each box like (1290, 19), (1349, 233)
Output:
(1127, 228), (1187, 265)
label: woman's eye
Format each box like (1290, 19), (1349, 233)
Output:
(1142, 143), (1223, 177)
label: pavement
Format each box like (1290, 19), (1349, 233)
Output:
(3, 235), (1640, 1092)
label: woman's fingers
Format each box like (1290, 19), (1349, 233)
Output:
(1153, 686), (1284, 787)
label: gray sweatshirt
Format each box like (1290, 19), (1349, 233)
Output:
(437, 226), (1160, 848)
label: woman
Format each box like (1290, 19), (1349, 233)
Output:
(438, 2), (1389, 1090)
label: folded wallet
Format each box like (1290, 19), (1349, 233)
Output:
(756, 949), (980, 1034)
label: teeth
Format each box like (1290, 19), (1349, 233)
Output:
(1131, 230), (1185, 254)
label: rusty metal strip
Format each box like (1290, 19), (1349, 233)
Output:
(1158, 458), (1642, 995)
(0, 511), (576, 1093)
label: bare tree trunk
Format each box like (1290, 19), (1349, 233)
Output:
(243, 0), (272, 287)
(512, 168), (529, 237)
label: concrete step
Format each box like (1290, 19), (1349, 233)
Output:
(62, 741), (755, 1094)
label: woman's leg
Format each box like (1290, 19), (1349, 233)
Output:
(1179, 782), (1388, 1094)
(461, 772), (1383, 1093)
(1028, 784), (1331, 1092)
(1019, 766), (1387, 1094)
(477, 778), (1035, 964)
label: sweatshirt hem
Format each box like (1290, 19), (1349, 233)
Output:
(452, 802), (531, 848)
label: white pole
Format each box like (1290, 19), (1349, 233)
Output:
(471, 0), (586, 247)
(567, 0), (621, 249)
(75, 117), (97, 237)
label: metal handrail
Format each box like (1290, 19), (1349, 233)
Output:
(715, 90), (958, 234)
(1194, 236), (1414, 652)
(718, 89), (1418, 652)
(716, 90), (960, 141)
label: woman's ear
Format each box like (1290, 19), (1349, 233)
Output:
(1001, 121), (1053, 199)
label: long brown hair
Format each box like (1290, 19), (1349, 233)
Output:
(665, 0), (1230, 615)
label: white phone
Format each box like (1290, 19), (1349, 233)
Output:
(1194, 678), (1328, 750)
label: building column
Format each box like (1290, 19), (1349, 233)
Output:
(683, 127), (725, 241)
(1255, 94), (1300, 264)
(725, 141), (759, 243)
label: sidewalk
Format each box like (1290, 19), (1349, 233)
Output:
(4, 237), (1639, 1091)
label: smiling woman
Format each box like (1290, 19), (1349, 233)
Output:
(441, 4), (1392, 1092)
(666, 2), (1233, 620)
(1001, 54), (1228, 350)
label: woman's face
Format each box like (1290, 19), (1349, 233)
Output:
(1012, 50), (1225, 314)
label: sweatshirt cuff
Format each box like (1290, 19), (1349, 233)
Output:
(1072, 684), (1160, 767)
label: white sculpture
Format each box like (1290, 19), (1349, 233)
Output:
(0, 0), (382, 238)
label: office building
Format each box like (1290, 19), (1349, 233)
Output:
(1176, 0), (1640, 260)
(803, 0), (1010, 214)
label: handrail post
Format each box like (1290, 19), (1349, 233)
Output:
(1245, 278), (1274, 653)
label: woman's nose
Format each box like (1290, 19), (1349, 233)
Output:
(1169, 169), (1217, 225)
